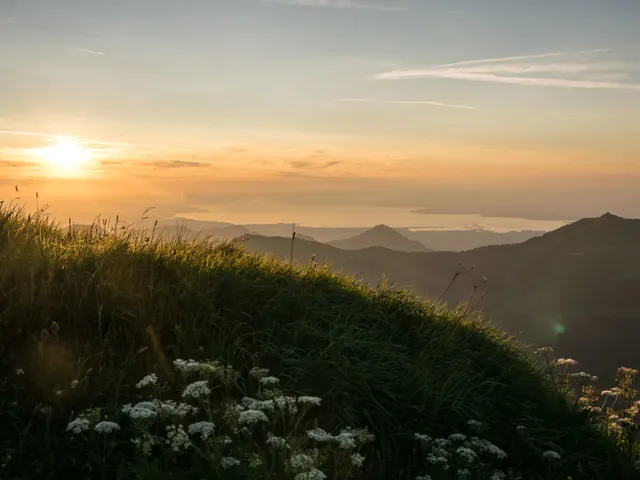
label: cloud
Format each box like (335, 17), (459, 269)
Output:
(265, 0), (405, 11)
(337, 97), (478, 110)
(76, 48), (104, 55)
(151, 160), (211, 169)
(375, 49), (640, 92)
(290, 159), (343, 170)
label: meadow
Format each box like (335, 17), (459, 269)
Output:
(0, 203), (638, 480)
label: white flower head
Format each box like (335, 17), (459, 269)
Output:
(274, 396), (299, 415)
(260, 376), (280, 386)
(456, 447), (478, 464)
(542, 450), (561, 462)
(295, 469), (327, 480)
(182, 380), (211, 399)
(334, 428), (357, 449)
(350, 453), (365, 467)
(307, 428), (334, 442)
(166, 424), (191, 452)
(297, 396), (322, 406)
(66, 417), (90, 435)
(238, 409), (269, 425)
(188, 421), (215, 441)
(555, 358), (579, 367)
(414, 433), (432, 444)
(220, 457), (240, 469)
(449, 433), (466, 443)
(94, 421), (120, 434)
(250, 366), (270, 380)
(136, 373), (158, 389)
(266, 434), (288, 449)
(570, 372), (598, 382)
(290, 453), (316, 471)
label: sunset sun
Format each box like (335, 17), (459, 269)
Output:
(39, 138), (90, 171)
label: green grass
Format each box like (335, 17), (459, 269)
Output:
(0, 205), (636, 479)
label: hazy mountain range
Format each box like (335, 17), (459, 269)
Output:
(156, 218), (545, 252)
(240, 213), (640, 384)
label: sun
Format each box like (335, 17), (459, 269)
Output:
(39, 138), (90, 171)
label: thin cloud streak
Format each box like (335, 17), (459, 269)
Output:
(338, 98), (478, 110)
(76, 48), (104, 55)
(265, 0), (405, 11)
(439, 48), (612, 68)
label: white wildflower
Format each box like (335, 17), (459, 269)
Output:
(534, 346), (554, 356)
(14, 368), (24, 376)
(247, 453), (263, 468)
(434, 437), (451, 448)
(457, 468), (472, 479)
(266, 434), (288, 449)
(426, 454), (448, 467)
(469, 437), (507, 460)
(155, 400), (197, 418)
(290, 453), (315, 471)
(432, 447), (450, 458)
(260, 376), (280, 386)
(467, 420), (482, 429)
(238, 409), (269, 425)
(66, 417), (90, 435)
(166, 425), (191, 452)
(220, 457), (240, 469)
(136, 373), (158, 388)
(449, 433), (466, 442)
(416, 476), (432, 480)
(297, 396), (322, 406)
(490, 471), (508, 480)
(173, 359), (203, 373)
(188, 421), (215, 441)
(131, 433), (157, 456)
(456, 447), (478, 463)
(121, 403), (157, 421)
(250, 367), (270, 379)
(334, 428), (357, 449)
(295, 469), (326, 480)
(307, 428), (334, 442)
(182, 380), (211, 399)
(414, 433), (432, 443)
(355, 428), (375, 443)
(542, 450), (561, 462)
(350, 453), (365, 467)
(516, 425), (526, 432)
(94, 421), (120, 434)
(274, 395), (299, 415)
(240, 396), (275, 412)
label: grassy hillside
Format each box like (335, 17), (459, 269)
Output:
(0, 206), (637, 479)
(243, 214), (640, 384)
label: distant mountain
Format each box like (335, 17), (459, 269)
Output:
(329, 224), (432, 252)
(401, 228), (543, 251)
(243, 213), (640, 384)
(155, 224), (250, 241)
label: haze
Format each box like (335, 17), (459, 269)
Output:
(1, 0), (640, 226)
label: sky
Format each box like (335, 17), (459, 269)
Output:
(1, 0), (640, 227)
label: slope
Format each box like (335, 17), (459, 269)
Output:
(328, 224), (433, 252)
(0, 207), (634, 479)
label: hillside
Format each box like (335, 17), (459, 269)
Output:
(244, 213), (640, 384)
(0, 207), (636, 479)
(328, 224), (433, 252)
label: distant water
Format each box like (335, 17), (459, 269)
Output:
(177, 205), (570, 233)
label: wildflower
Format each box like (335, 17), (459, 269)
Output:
(456, 447), (478, 463)
(295, 469), (326, 480)
(14, 368), (24, 376)
(173, 359), (203, 373)
(154, 400), (197, 418)
(290, 453), (315, 471)
(70, 379), (79, 389)
(570, 372), (598, 382)
(131, 433), (157, 456)
(426, 454), (449, 467)
(250, 367), (270, 379)
(307, 428), (334, 442)
(434, 437), (451, 448)
(350, 453), (365, 467)
(617, 367), (639, 376)
(260, 376), (280, 386)
(136, 373), (158, 389)
(449, 433), (467, 442)
(94, 421), (120, 434)
(542, 450), (561, 462)
(66, 417), (90, 435)
(266, 434), (287, 449)
(334, 428), (357, 449)
(490, 471), (508, 480)
(415, 476), (432, 480)
(297, 396), (322, 406)
(121, 402), (157, 421)
(238, 409), (269, 425)
(469, 437), (507, 460)
(457, 469), (472, 479)
(220, 457), (240, 469)
(433, 447), (451, 458)
(274, 396), (299, 415)
(166, 425), (191, 452)
(516, 425), (526, 432)
(355, 428), (375, 443)
(182, 380), (211, 399)
(467, 419), (482, 429)
(534, 346), (554, 356)
(188, 421), (215, 441)
(414, 433), (432, 443)
(555, 358), (579, 367)
(240, 396), (275, 412)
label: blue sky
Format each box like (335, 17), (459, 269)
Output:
(1, 0), (640, 225)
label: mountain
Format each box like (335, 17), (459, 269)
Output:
(243, 214), (640, 384)
(328, 224), (433, 252)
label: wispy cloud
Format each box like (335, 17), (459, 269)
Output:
(76, 48), (104, 56)
(375, 49), (640, 92)
(265, 0), (405, 11)
(151, 160), (210, 169)
(337, 97), (478, 110)
(290, 159), (343, 169)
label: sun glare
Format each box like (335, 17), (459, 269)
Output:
(39, 138), (90, 172)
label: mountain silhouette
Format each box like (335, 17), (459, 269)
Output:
(243, 213), (640, 384)
(328, 224), (433, 252)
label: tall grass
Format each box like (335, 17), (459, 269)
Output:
(0, 202), (637, 479)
